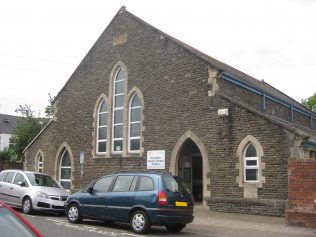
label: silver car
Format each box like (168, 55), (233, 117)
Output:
(0, 169), (69, 214)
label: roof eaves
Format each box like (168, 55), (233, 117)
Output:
(218, 92), (313, 139)
(23, 119), (54, 153)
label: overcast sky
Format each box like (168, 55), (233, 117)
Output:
(0, 0), (315, 116)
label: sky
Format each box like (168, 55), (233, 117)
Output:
(0, 0), (315, 116)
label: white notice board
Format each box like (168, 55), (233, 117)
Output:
(147, 150), (165, 169)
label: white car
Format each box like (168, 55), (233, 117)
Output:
(0, 169), (69, 214)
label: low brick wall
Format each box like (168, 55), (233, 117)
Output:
(288, 159), (316, 227)
(0, 162), (23, 172)
(207, 197), (286, 216)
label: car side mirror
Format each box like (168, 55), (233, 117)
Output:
(18, 181), (25, 187)
(87, 186), (94, 193)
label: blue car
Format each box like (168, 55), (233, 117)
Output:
(65, 172), (194, 234)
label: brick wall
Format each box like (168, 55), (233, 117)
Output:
(0, 162), (23, 172)
(288, 159), (316, 227)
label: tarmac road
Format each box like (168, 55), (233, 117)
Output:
(20, 206), (316, 237)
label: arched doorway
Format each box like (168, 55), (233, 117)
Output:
(178, 139), (203, 202)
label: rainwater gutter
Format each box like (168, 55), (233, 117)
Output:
(218, 72), (316, 128)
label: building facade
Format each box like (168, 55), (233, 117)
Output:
(24, 7), (316, 216)
(0, 114), (21, 151)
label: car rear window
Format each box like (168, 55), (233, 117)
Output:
(162, 175), (190, 194)
(138, 176), (154, 191)
(0, 172), (6, 182)
(3, 172), (15, 183)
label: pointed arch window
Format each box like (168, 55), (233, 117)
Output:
(244, 144), (259, 182)
(37, 153), (43, 173)
(112, 68), (125, 153)
(129, 94), (141, 152)
(97, 101), (108, 154)
(59, 149), (71, 190)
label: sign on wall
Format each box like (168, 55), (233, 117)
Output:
(147, 150), (165, 169)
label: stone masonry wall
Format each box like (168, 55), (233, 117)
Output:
(25, 9), (295, 216)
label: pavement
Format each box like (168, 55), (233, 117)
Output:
(191, 205), (316, 237)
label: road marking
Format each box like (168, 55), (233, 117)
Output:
(45, 218), (143, 237)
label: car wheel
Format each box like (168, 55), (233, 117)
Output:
(67, 203), (82, 223)
(22, 197), (33, 215)
(165, 224), (186, 233)
(130, 210), (150, 234)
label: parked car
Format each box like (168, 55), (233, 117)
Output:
(0, 169), (69, 214)
(65, 171), (194, 234)
(0, 201), (43, 237)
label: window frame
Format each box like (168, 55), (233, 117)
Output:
(111, 175), (136, 192)
(112, 68), (125, 154)
(59, 149), (71, 190)
(37, 154), (43, 173)
(96, 100), (108, 155)
(128, 94), (141, 153)
(243, 144), (259, 183)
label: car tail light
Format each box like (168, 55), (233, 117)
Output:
(158, 191), (167, 206)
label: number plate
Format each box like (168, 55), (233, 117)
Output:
(175, 201), (188, 207)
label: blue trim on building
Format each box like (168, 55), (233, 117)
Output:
(303, 142), (316, 149)
(219, 72), (316, 128)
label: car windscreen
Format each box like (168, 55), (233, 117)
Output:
(26, 173), (60, 188)
(162, 175), (191, 194)
(0, 207), (39, 237)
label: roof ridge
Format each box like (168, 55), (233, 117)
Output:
(124, 8), (311, 115)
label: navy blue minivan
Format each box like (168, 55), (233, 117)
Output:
(65, 172), (194, 234)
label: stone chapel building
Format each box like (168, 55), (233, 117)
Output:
(24, 7), (316, 216)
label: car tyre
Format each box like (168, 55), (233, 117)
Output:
(22, 197), (33, 215)
(165, 224), (186, 233)
(67, 203), (82, 223)
(130, 210), (150, 234)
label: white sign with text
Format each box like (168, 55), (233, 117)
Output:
(147, 150), (165, 169)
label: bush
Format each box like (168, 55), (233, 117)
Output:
(0, 148), (11, 161)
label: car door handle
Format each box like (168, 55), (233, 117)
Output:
(10, 187), (13, 190)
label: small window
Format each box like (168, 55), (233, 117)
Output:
(244, 144), (259, 182)
(112, 175), (135, 192)
(13, 173), (25, 185)
(129, 94), (141, 152)
(93, 176), (114, 193)
(138, 176), (154, 191)
(3, 172), (15, 183)
(37, 154), (43, 173)
(97, 101), (108, 154)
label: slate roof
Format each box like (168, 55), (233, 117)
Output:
(0, 114), (21, 134)
(125, 8), (315, 116)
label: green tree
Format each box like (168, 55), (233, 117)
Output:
(10, 105), (44, 161)
(44, 93), (55, 118)
(302, 92), (316, 112)
(0, 148), (11, 162)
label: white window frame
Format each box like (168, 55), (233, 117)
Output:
(96, 101), (108, 155)
(112, 68), (125, 153)
(59, 149), (71, 190)
(37, 154), (43, 173)
(243, 144), (259, 183)
(128, 94), (141, 153)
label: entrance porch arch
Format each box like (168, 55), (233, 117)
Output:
(169, 131), (210, 205)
